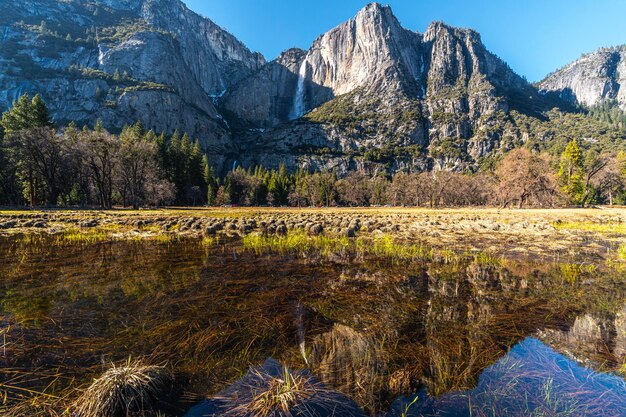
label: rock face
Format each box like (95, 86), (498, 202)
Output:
(226, 3), (548, 173)
(538, 46), (626, 110)
(538, 304), (626, 374)
(0, 1), (595, 174)
(140, 0), (265, 95)
(0, 0), (264, 166)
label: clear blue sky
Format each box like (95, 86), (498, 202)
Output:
(183, 0), (626, 82)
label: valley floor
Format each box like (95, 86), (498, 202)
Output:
(1, 207), (626, 264)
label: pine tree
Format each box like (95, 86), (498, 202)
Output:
(189, 141), (204, 187)
(1, 94), (33, 134)
(1, 94), (55, 206)
(131, 120), (145, 137)
(558, 139), (585, 205)
(30, 94), (54, 128)
(65, 121), (79, 142)
(155, 132), (168, 175)
(203, 155), (218, 206)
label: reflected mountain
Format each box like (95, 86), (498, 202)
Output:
(0, 236), (625, 416)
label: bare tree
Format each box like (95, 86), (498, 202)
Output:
(581, 150), (608, 207)
(305, 172), (338, 207)
(116, 129), (161, 209)
(411, 173), (430, 207)
(494, 148), (558, 208)
(145, 178), (176, 207)
(430, 171), (455, 208)
(337, 171), (371, 206)
(387, 172), (416, 206)
(370, 175), (389, 206)
(593, 154), (624, 206)
(80, 129), (120, 208)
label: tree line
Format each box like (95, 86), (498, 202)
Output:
(2, 94), (626, 209)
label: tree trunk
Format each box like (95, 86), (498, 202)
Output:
(28, 170), (35, 207)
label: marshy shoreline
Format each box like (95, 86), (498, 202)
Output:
(2, 207), (626, 417)
(1, 207), (625, 263)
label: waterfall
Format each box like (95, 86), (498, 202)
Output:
(292, 302), (308, 365)
(98, 45), (106, 66)
(289, 59), (308, 120)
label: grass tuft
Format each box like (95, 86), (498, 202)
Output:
(72, 359), (170, 417)
(249, 368), (315, 417)
(220, 367), (336, 417)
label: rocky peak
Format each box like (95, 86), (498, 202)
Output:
(277, 48), (307, 66)
(352, 2), (401, 33)
(140, 0), (265, 95)
(222, 3), (427, 126)
(423, 21), (481, 43)
(538, 46), (626, 109)
(301, 2), (422, 95)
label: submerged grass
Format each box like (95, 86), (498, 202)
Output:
(44, 227), (183, 246)
(243, 231), (434, 264)
(553, 221), (626, 235)
(369, 235), (434, 262)
(202, 236), (219, 247)
(243, 230), (351, 259)
(243, 230), (513, 267)
(55, 228), (110, 245)
(560, 263), (597, 284)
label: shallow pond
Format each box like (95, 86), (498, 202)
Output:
(0, 236), (625, 416)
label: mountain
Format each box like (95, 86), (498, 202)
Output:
(226, 3), (556, 173)
(538, 46), (626, 110)
(0, 0), (264, 166)
(1, 1), (622, 174)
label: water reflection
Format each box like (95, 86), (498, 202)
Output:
(538, 304), (626, 376)
(0, 237), (625, 416)
(387, 337), (626, 417)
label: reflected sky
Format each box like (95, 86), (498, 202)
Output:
(388, 337), (626, 417)
(0, 236), (625, 416)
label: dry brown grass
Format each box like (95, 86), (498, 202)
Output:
(72, 359), (170, 417)
(218, 367), (341, 417)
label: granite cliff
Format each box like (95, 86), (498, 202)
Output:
(0, 0), (264, 166)
(1, 1), (622, 174)
(538, 46), (626, 110)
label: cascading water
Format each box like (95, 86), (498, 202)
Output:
(289, 59), (308, 120)
(291, 302), (308, 364)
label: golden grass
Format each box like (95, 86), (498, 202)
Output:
(553, 221), (626, 235)
(72, 359), (169, 417)
(3, 206), (625, 218)
(243, 231), (435, 263)
(201, 236), (219, 247)
(4, 206), (626, 267)
(248, 369), (315, 417)
(218, 367), (337, 417)
(241, 230), (511, 267)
